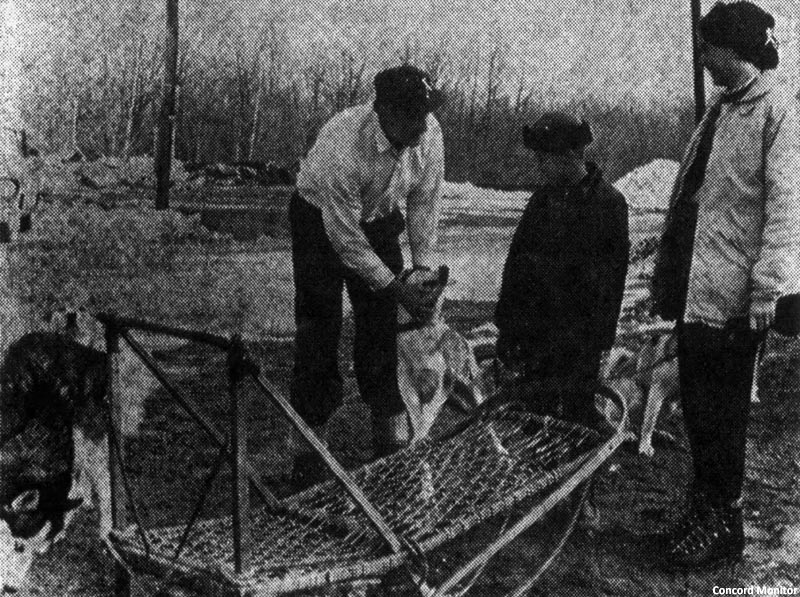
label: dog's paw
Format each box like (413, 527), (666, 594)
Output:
(637, 441), (655, 458)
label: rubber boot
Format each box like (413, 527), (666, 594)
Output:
(372, 412), (410, 460)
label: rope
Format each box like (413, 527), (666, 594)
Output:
(504, 481), (591, 597)
(447, 512), (512, 597)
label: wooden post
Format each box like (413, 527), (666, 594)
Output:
(691, 0), (706, 122)
(154, 0), (179, 210)
(228, 336), (251, 574)
(105, 321), (132, 596)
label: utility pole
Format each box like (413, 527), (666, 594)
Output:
(690, 0), (705, 123)
(154, 0), (179, 210)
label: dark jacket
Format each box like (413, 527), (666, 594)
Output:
(495, 163), (630, 352)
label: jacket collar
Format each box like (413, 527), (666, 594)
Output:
(538, 162), (604, 200)
(721, 72), (774, 105)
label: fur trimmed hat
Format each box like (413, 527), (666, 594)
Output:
(522, 112), (593, 154)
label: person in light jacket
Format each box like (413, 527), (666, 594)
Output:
(651, 0), (800, 571)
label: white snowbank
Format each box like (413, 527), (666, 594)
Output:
(612, 159), (679, 212)
(441, 181), (528, 216)
(442, 159), (680, 216)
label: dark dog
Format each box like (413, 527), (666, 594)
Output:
(0, 328), (155, 593)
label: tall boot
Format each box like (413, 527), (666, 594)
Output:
(289, 423), (330, 491)
(372, 412), (410, 459)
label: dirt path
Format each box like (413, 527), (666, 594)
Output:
(17, 302), (800, 596)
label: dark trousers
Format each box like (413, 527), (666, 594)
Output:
(289, 193), (405, 428)
(514, 333), (603, 423)
(677, 320), (764, 505)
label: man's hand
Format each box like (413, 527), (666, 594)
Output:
(387, 278), (439, 322)
(750, 299), (776, 333)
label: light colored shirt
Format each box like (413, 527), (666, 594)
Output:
(296, 104), (444, 291)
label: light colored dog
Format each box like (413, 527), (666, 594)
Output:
(0, 309), (158, 594)
(600, 324), (680, 456)
(396, 268), (487, 442)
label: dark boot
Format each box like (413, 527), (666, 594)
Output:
(372, 412), (410, 460)
(289, 425), (330, 491)
(665, 501), (744, 571)
(657, 489), (710, 551)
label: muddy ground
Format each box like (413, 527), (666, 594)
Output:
(18, 300), (800, 596)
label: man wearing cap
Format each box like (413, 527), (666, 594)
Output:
(652, 1), (800, 571)
(495, 113), (629, 430)
(289, 64), (445, 484)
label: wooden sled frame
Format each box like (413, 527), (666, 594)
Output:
(98, 313), (633, 597)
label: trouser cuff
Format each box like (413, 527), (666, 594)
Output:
(372, 412), (410, 454)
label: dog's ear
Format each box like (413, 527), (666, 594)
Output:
(9, 489), (40, 515)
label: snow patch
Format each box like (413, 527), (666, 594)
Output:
(612, 159), (679, 212)
(441, 181), (529, 216)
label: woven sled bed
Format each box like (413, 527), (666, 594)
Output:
(98, 314), (631, 596)
(108, 403), (627, 596)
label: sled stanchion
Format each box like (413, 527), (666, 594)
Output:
(105, 325), (129, 535)
(229, 336), (252, 574)
(106, 324), (133, 597)
(248, 369), (402, 553)
(118, 329), (284, 512)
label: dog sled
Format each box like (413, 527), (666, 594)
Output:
(98, 313), (633, 597)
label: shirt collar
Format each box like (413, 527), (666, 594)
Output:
(371, 109), (402, 158)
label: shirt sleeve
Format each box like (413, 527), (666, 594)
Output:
(751, 96), (800, 305)
(406, 117), (444, 269)
(309, 144), (397, 292)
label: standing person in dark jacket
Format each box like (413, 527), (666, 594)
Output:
(495, 113), (630, 430)
(651, 1), (800, 571)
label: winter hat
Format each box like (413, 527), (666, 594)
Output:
(522, 112), (593, 154)
(699, 1), (780, 70)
